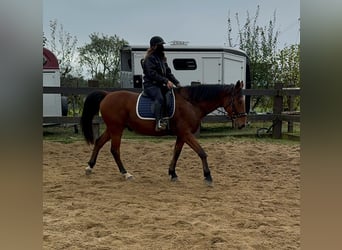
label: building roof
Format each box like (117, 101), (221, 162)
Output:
(43, 48), (59, 69)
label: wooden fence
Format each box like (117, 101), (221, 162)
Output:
(43, 83), (300, 139)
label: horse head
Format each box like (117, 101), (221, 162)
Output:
(223, 80), (247, 129)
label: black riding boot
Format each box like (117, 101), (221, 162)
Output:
(154, 103), (167, 131)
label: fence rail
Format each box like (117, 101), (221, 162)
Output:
(43, 83), (300, 139)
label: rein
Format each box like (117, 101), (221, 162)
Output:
(223, 95), (247, 120)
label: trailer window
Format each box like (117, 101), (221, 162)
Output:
(173, 59), (197, 70)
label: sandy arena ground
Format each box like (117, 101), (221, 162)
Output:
(43, 138), (300, 249)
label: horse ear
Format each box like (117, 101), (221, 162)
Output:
(235, 80), (244, 90)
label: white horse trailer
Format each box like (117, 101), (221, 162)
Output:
(120, 45), (251, 112)
(43, 48), (68, 124)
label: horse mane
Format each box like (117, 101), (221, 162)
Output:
(177, 84), (233, 104)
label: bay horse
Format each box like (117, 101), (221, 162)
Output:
(80, 80), (247, 185)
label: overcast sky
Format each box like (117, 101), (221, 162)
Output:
(43, 0), (300, 49)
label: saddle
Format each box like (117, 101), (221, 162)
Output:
(136, 89), (175, 121)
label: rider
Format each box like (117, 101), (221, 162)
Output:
(142, 36), (181, 131)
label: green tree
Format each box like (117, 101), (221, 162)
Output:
(45, 19), (78, 84)
(275, 44), (300, 88)
(78, 33), (128, 87)
(228, 6), (300, 111)
(275, 44), (300, 110)
(43, 33), (47, 47)
(228, 6), (279, 111)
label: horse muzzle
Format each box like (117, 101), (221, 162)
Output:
(232, 113), (247, 129)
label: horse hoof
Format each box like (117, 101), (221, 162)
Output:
(170, 176), (178, 182)
(85, 166), (92, 175)
(123, 173), (133, 180)
(204, 178), (213, 187)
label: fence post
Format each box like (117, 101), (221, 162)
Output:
(92, 123), (100, 140)
(92, 115), (100, 140)
(287, 95), (294, 133)
(272, 83), (283, 139)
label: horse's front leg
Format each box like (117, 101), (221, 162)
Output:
(110, 135), (133, 180)
(169, 136), (184, 181)
(184, 133), (213, 185)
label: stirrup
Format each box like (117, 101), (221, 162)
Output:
(155, 119), (167, 131)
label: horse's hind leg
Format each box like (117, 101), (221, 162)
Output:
(169, 136), (184, 181)
(110, 134), (133, 180)
(85, 129), (110, 175)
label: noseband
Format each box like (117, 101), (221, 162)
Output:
(224, 95), (247, 120)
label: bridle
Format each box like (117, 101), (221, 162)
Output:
(223, 94), (247, 120)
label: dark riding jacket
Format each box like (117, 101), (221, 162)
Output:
(143, 53), (179, 88)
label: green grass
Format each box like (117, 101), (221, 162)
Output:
(43, 124), (84, 143)
(43, 121), (300, 144)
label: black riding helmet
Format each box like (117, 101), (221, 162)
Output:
(150, 36), (165, 47)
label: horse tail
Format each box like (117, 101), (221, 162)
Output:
(80, 91), (107, 145)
